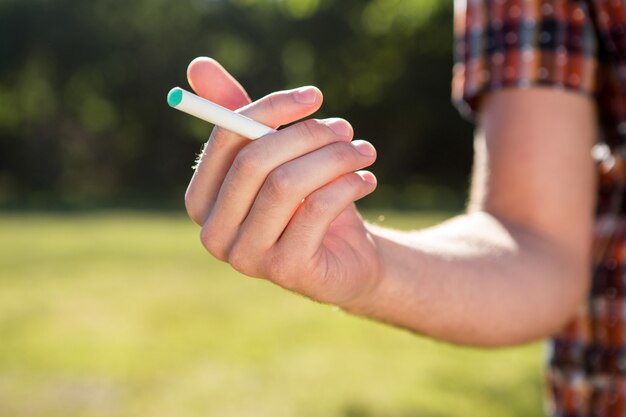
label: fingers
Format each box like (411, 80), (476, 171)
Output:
(198, 118), (355, 259)
(211, 141), (376, 273)
(234, 87), (323, 130)
(187, 57), (251, 110)
(237, 140), (376, 250)
(224, 171), (377, 279)
(278, 171), (377, 256)
(185, 86), (324, 225)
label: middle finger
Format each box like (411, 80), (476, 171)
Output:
(201, 118), (354, 260)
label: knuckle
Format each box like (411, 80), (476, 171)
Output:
(209, 125), (249, 151)
(303, 194), (332, 219)
(328, 142), (355, 164)
(184, 193), (205, 226)
(228, 243), (258, 277)
(296, 119), (323, 140)
(264, 92), (282, 115)
(227, 245), (245, 272)
(267, 250), (299, 290)
(230, 146), (258, 178)
(264, 167), (293, 198)
(234, 144), (256, 165)
(209, 126), (231, 149)
(200, 222), (228, 262)
(185, 186), (213, 226)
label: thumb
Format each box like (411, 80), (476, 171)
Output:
(187, 57), (251, 110)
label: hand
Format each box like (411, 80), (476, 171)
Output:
(184, 57), (382, 307)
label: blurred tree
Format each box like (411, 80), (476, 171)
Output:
(0, 0), (473, 208)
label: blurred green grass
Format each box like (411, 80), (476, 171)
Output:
(0, 211), (546, 417)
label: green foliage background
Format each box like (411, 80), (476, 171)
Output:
(0, 3), (550, 415)
(0, 0), (473, 208)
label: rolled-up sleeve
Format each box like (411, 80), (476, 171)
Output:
(452, 0), (598, 121)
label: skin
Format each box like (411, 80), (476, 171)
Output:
(185, 57), (596, 347)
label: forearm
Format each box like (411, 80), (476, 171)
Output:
(343, 211), (591, 347)
(183, 66), (595, 347)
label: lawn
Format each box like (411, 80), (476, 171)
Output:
(0, 210), (546, 417)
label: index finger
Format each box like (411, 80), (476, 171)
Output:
(184, 86), (324, 225)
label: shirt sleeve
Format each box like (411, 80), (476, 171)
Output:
(452, 0), (598, 121)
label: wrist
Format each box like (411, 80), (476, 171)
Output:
(337, 223), (403, 317)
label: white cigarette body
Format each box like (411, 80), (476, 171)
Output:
(167, 87), (275, 140)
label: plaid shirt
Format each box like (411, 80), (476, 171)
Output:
(453, 0), (626, 416)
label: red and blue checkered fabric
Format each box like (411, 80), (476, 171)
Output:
(454, 0), (626, 416)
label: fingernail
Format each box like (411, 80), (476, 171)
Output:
(323, 118), (352, 138)
(351, 140), (376, 157)
(358, 171), (377, 185)
(294, 87), (318, 104)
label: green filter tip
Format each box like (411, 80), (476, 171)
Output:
(167, 88), (183, 107)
